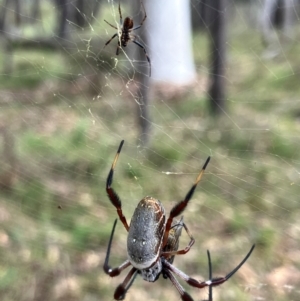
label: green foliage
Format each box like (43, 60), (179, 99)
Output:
(0, 50), (67, 89)
(0, 267), (18, 290)
(256, 227), (277, 250)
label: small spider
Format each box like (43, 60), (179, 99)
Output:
(104, 140), (255, 301)
(104, 1), (151, 76)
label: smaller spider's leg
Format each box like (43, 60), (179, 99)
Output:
(162, 157), (210, 249)
(114, 267), (138, 300)
(163, 217), (184, 279)
(131, 25), (142, 31)
(104, 19), (118, 30)
(139, 1), (147, 27)
(103, 219), (131, 277)
(132, 40), (151, 76)
(162, 221), (195, 258)
(104, 33), (118, 49)
(163, 217), (184, 265)
(106, 140), (129, 231)
(164, 269), (194, 301)
(131, 1), (147, 31)
(118, 1), (123, 25)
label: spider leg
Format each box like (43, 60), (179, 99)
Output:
(130, 0), (147, 32)
(118, 269), (139, 299)
(104, 19), (118, 30)
(164, 269), (194, 301)
(132, 40), (151, 76)
(130, 1), (147, 31)
(104, 33), (118, 48)
(138, 1), (147, 27)
(202, 250), (213, 301)
(163, 244), (255, 289)
(106, 140), (129, 231)
(163, 217), (184, 279)
(103, 219), (131, 277)
(209, 244), (255, 286)
(131, 25), (142, 31)
(114, 267), (138, 300)
(162, 220), (195, 258)
(118, 1), (123, 25)
(163, 217), (184, 264)
(162, 157), (210, 248)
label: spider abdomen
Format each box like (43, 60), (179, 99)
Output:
(123, 17), (133, 30)
(121, 17), (133, 47)
(127, 196), (166, 270)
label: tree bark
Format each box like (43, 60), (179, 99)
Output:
(144, 0), (196, 84)
(208, 0), (227, 115)
(191, 0), (209, 31)
(56, 0), (71, 39)
(31, 0), (42, 21)
(0, 0), (9, 31)
(261, 0), (296, 47)
(132, 0), (151, 146)
(14, 0), (21, 26)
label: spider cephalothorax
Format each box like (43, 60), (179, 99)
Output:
(104, 1), (151, 76)
(104, 140), (255, 301)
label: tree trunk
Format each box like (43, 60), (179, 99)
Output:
(56, 0), (71, 39)
(191, 0), (209, 31)
(132, 0), (151, 146)
(208, 0), (227, 115)
(0, 0), (9, 31)
(14, 0), (21, 26)
(261, 0), (297, 45)
(144, 0), (196, 84)
(75, 0), (86, 27)
(31, 0), (42, 21)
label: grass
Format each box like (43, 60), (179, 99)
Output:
(0, 3), (300, 301)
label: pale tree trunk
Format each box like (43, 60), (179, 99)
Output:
(130, 0), (196, 144)
(144, 0), (196, 84)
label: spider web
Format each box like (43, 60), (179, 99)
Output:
(0, 0), (300, 301)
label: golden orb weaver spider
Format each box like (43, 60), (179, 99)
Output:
(103, 140), (255, 301)
(104, 1), (151, 76)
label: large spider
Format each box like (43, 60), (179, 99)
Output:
(104, 140), (255, 301)
(104, 1), (151, 76)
